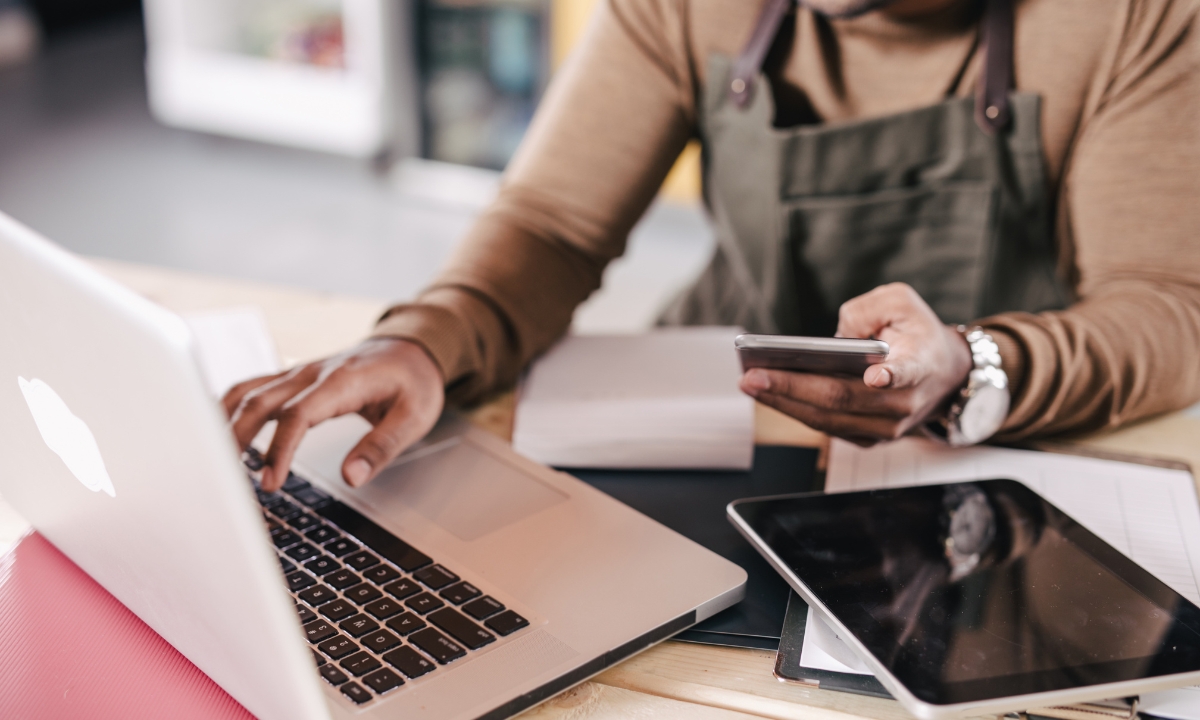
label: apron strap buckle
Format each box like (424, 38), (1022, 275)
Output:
(730, 0), (794, 108)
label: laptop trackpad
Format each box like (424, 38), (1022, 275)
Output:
(358, 440), (568, 542)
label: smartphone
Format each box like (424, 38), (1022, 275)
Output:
(734, 334), (889, 376)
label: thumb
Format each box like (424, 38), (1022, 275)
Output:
(342, 405), (427, 487)
(863, 356), (923, 390)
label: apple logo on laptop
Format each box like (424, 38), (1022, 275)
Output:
(17, 376), (116, 497)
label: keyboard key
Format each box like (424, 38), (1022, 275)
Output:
(303, 556), (340, 576)
(405, 592), (444, 615)
(485, 610), (530, 637)
(312, 649), (326, 665)
(323, 539), (360, 557)
(462, 596), (505, 620)
(413, 565), (458, 590)
(383, 578), (420, 600)
(320, 600), (358, 622)
(292, 486), (331, 508)
(409, 628), (466, 664)
(278, 556), (296, 574)
(266, 519), (281, 533)
(317, 635), (359, 659)
(428, 608), (495, 650)
(339, 614), (381, 638)
(303, 619), (338, 644)
(385, 612), (426, 636)
(244, 449), (265, 471)
(288, 513), (321, 532)
(297, 604), (317, 624)
(272, 500), (304, 521)
(325, 570), (362, 590)
(286, 571), (316, 592)
(363, 564), (401, 585)
(339, 651), (382, 677)
(285, 543), (320, 562)
(383, 646), (436, 679)
(272, 531), (301, 549)
(439, 581), (481, 605)
(364, 597), (404, 620)
(305, 526), (340, 544)
(344, 583), (383, 605)
(343, 551), (380, 571)
(298, 584), (337, 606)
(317, 502), (432, 571)
(340, 682), (371, 704)
(257, 488), (285, 506)
(361, 629), (402, 654)
(363, 667), (404, 695)
(282, 473), (310, 493)
(319, 663), (348, 686)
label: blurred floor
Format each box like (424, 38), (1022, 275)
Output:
(0, 16), (714, 333)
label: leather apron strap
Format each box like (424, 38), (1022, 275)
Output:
(728, 0), (1014, 135)
(975, 0), (1013, 134)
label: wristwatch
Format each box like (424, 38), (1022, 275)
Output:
(926, 326), (1009, 447)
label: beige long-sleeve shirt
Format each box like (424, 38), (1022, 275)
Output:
(374, 0), (1200, 439)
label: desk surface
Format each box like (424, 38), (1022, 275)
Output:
(4, 257), (1198, 720)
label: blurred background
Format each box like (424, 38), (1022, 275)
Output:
(0, 0), (711, 333)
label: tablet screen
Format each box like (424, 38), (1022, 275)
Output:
(733, 480), (1200, 705)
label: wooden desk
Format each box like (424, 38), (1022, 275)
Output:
(7, 258), (1199, 720)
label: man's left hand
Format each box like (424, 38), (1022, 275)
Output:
(739, 283), (974, 446)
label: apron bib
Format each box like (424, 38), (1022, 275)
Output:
(660, 0), (1068, 336)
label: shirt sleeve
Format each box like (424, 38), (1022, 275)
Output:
(985, 0), (1200, 439)
(373, 0), (696, 405)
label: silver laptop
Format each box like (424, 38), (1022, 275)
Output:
(0, 211), (747, 720)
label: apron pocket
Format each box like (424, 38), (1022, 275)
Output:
(783, 180), (994, 326)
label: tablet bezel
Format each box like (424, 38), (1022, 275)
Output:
(728, 481), (1200, 720)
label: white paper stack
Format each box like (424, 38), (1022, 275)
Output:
(183, 306), (281, 398)
(512, 327), (754, 470)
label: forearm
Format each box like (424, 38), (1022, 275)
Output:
(373, 0), (695, 404)
(985, 279), (1200, 440)
(371, 208), (608, 405)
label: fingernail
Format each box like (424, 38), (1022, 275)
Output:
(869, 367), (893, 388)
(345, 458), (371, 487)
(743, 369), (771, 392)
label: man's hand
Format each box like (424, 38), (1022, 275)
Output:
(738, 283), (973, 446)
(222, 338), (444, 492)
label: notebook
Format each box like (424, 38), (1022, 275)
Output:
(512, 328), (754, 470)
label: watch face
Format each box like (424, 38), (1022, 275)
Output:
(958, 382), (1009, 444)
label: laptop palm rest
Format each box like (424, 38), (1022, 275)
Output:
(292, 415), (567, 542)
(361, 442), (567, 542)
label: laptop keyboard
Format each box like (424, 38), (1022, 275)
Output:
(243, 449), (530, 707)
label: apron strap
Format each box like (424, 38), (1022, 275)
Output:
(730, 0), (1016, 136)
(729, 0), (794, 109)
(976, 0), (1013, 135)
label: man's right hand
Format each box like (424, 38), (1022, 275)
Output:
(222, 337), (445, 493)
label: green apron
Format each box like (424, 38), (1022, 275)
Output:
(661, 0), (1069, 336)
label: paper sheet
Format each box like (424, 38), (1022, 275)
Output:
(799, 437), (1200, 712)
(182, 306), (281, 398)
(512, 328), (754, 469)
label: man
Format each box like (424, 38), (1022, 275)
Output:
(227, 0), (1200, 493)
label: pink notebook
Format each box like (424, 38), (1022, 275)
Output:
(0, 531), (254, 719)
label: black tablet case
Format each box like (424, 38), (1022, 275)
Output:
(566, 445), (820, 650)
(775, 591), (891, 696)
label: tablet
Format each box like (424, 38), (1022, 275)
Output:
(728, 480), (1200, 719)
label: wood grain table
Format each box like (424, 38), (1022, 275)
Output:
(3, 258), (1195, 720)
